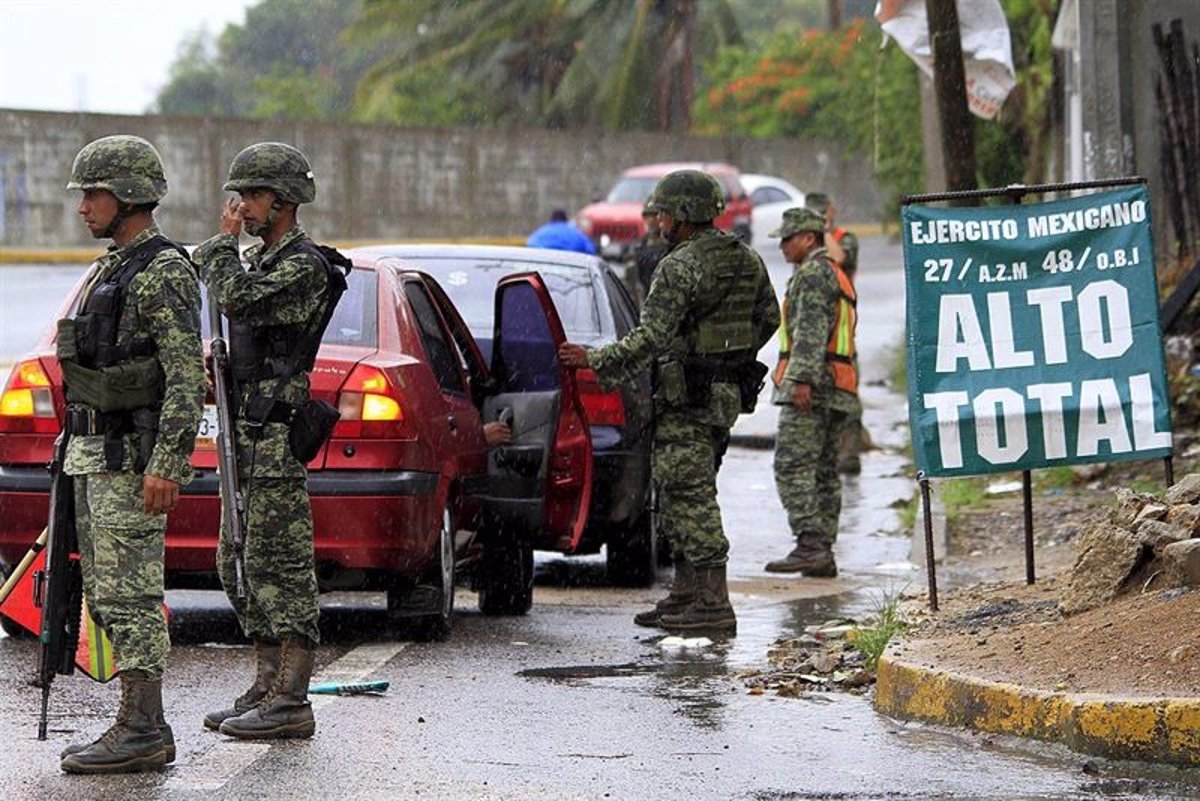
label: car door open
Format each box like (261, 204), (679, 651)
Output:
(484, 272), (592, 552)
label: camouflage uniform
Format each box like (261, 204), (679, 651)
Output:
(771, 211), (857, 554)
(194, 225), (326, 646)
(65, 225), (205, 677)
(590, 227), (778, 568)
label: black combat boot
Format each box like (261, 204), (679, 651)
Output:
(220, 637), (316, 740)
(658, 566), (737, 634)
(633, 560), (696, 628)
(62, 710), (175, 764)
(203, 638), (281, 731)
(764, 535), (838, 577)
(60, 671), (167, 774)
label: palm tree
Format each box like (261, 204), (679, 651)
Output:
(345, 0), (740, 132)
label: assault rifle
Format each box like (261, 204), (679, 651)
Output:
(33, 425), (83, 740)
(208, 292), (246, 599)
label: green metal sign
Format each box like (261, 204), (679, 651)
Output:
(904, 185), (1172, 477)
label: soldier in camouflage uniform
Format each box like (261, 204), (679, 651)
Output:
(560, 170), (778, 634)
(632, 198), (669, 304)
(58, 136), (206, 773)
(767, 207), (859, 577)
(806, 192), (866, 475)
(195, 142), (330, 740)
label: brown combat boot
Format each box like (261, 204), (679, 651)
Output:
(764, 536), (838, 577)
(62, 710), (175, 764)
(633, 560), (696, 628)
(203, 638), (281, 731)
(60, 671), (167, 774)
(219, 636), (316, 740)
(658, 566), (737, 634)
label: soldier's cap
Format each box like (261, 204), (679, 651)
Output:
(805, 192), (832, 214)
(769, 207), (825, 239)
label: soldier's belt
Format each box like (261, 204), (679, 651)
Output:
(65, 405), (129, 435)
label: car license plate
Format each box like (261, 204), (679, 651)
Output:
(195, 405), (219, 451)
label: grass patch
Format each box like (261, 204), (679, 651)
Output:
(937, 476), (989, 523)
(897, 490), (918, 531)
(1035, 466), (1077, 490)
(852, 593), (909, 671)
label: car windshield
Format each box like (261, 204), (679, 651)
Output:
(199, 266), (378, 348)
(605, 176), (658, 204)
(397, 256), (601, 340)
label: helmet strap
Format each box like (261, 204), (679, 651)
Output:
(101, 202), (135, 240)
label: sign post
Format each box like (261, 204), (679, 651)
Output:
(902, 179), (1174, 610)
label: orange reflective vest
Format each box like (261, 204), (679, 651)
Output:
(825, 263), (858, 394)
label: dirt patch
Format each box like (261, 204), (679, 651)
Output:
(900, 454), (1200, 699)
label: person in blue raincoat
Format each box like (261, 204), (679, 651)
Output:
(527, 209), (596, 255)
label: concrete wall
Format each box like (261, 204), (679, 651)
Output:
(0, 109), (882, 247)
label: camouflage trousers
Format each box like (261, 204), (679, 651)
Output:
(74, 471), (169, 678)
(218, 476), (320, 645)
(653, 411), (730, 568)
(774, 404), (848, 545)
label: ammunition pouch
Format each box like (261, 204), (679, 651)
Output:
(60, 355), (164, 412)
(735, 360), (770, 414)
(683, 358), (718, 409)
(288, 399), (340, 463)
(130, 407), (159, 474)
(654, 359), (688, 408)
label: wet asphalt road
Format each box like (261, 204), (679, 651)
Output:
(2, 240), (1199, 799)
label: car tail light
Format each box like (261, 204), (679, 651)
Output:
(0, 359), (59, 434)
(334, 364), (414, 438)
(575, 368), (625, 427)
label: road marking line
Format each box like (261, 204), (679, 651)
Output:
(311, 641), (407, 710)
(165, 641), (406, 791)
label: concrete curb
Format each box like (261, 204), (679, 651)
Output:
(875, 647), (1200, 765)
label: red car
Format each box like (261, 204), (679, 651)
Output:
(0, 262), (592, 638)
(576, 162), (754, 257)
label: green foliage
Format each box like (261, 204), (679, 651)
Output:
(851, 592), (909, 671)
(1036, 466), (1078, 490)
(938, 477), (989, 522)
(154, 0), (367, 120)
(343, 0), (741, 132)
(692, 19), (924, 218)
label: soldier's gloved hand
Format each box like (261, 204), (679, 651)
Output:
(791, 383), (813, 413)
(143, 474), (181, 515)
(558, 343), (589, 369)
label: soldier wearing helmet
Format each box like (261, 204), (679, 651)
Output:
(560, 169), (779, 634)
(766, 206), (859, 577)
(58, 135), (205, 774)
(631, 197), (669, 304)
(195, 142), (349, 741)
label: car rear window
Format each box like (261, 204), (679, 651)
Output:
(199, 267), (377, 348)
(398, 257), (601, 340)
(605, 177), (658, 204)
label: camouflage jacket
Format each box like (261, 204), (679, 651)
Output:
(590, 227), (779, 427)
(195, 225), (329, 407)
(64, 225), (205, 485)
(772, 246), (855, 412)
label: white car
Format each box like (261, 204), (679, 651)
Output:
(741, 174), (805, 247)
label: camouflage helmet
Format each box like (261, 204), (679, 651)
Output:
(804, 192), (832, 215)
(647, 170), (725, 223)
(769, 207), (825, 239)
(66, 135), (168, 205)
(223, 142), (316, 204)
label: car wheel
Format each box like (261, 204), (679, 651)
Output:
(477, 535), (534, 616)
(0, 613), (28, 638)
(605, 509), (657, 587)
(388, 502), (455, 641)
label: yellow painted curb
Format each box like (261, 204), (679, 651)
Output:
(875, 647), (1200, 765)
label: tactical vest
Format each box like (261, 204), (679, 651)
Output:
(229, 238), (351, 383)
(74, 235), (187, 370)
(685, 231), (759, 363)
(824, 264), (858, 394)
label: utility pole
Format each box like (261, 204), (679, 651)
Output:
(828, 0), (842, 31)
(924, 0), (977, 197)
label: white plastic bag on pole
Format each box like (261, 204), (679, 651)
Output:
(875, 0), (1016, 119)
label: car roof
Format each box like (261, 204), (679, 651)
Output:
(348, 243), (602, 269)
(622, 161), (739, 178)
(740, 173), (802, 194)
